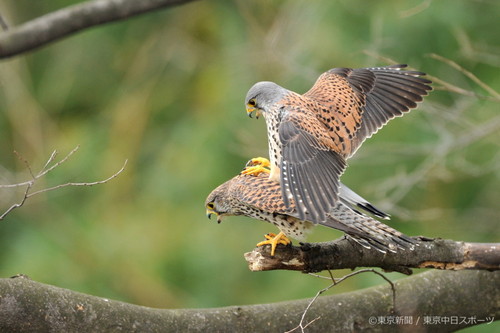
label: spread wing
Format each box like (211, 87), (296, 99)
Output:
(304, 64), (432, 157)
(279, 111), (347, 222)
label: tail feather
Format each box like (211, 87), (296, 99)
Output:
(339, 183), (390, 220)
(323, 202), (417, 253)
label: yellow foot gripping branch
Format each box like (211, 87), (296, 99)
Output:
(256, 232), (291, 256)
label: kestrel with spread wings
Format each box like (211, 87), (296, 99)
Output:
(206, 162), (416, 256)
(244, 65), (432, 223)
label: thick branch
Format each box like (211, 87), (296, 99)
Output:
(244, 237), (500, 274)
(0, 271), (498, 332)
(0, 0), (197, 59)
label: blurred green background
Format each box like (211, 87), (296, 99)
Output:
(0, 0), (498, 330)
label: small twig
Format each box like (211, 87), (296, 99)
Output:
(428, 53), (500, 101)
(0, 183), (32, 220)
(40, 150), (59, 175)
(26, 159), (128, 198)
(14, 151), (36, 180)
(399, 0), (431, 18)
(37, 146), (80, 178)
(0, 147), (80, 189)
(369, 270), (396, 310)
(286, 269), (395, 332)
(363, 50), (500, 102)
(0, 13), (8, 31)
(426, 75), (498, 101)
(0, 147), (127, 220)
(361, 50), (400, 67)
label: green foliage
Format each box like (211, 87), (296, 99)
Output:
(0, 1), (498, 330)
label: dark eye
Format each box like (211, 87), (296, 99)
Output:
(206, 202), (215, 210)
(248, 99), (256, 107)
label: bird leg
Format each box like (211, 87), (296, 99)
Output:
(256, 232), (291, 256)
(241, 157), (271, 176)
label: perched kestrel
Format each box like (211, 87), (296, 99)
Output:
(206, 160), (416, 256)
(244, 65), (432, 223)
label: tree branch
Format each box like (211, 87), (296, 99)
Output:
(364, 50), (500, 102)
(428, 53), (500, 100)
(0, 147), (127, 220)
(0, 271), (498, 332)
(0, 0), (198, 59)
(244, 237), (500, 274)
(287, 269), (396, 332)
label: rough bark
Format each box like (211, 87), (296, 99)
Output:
(244, 237), (500, 274)
(0, 271), (498, 332)
(0, 0), (198, 59)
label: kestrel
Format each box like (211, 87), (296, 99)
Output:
(205, 162), (416, 256)
(244, 64), (432, 223)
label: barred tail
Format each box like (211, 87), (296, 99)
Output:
(339, 183), (391, 220)
(323, 203), (417, 253)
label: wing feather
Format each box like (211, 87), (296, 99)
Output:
(275, 64), (430, 220)
(303, 64), (432, 157)
(279, 114), (347, 222)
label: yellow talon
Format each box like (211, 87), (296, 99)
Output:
(256, 232), (291, 256)
(241, 165), (270, 176)
(246, 157), (271, 168)
(241, 157), (271, 176)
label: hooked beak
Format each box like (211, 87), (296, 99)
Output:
(246, 106), (262, 119)
(206, 209), (223, 224)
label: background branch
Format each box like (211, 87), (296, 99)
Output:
(0, 147), (127, 220)
(0, 13), (8, 31)
(288, 269), (396, 332)
(244, 237), (500, 274)
(0, 0), (197, 59)
(0, 270), (498, 332)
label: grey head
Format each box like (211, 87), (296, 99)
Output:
(245, 81), (288, 118)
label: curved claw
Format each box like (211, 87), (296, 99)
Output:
(245, 157), (271, 168)
(241, 165), (270, 176)
(256, 232), (291, 256)
(241, 157), (271, 176)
